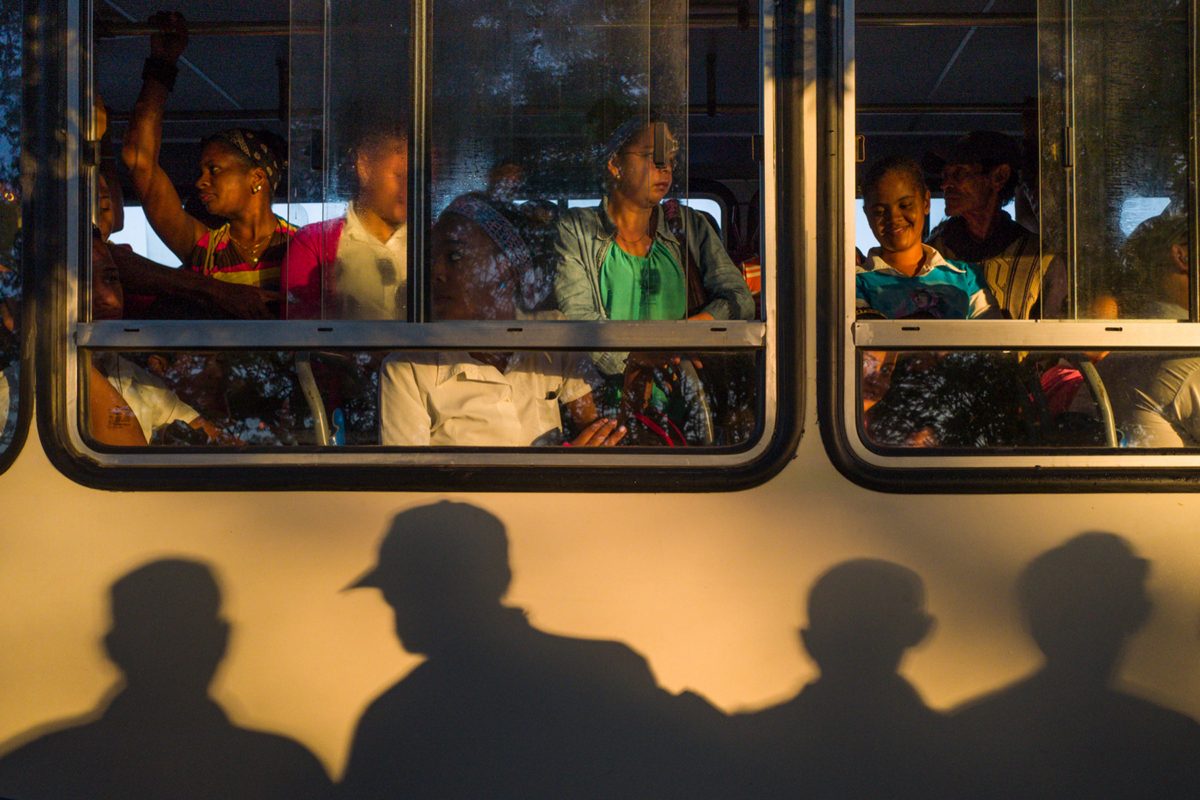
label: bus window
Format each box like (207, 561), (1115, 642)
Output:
(858, 349), (1200, 451)
(836, 1), (1200, 483)
(43, 0), (790, 488)
(0, 3), (26, 472)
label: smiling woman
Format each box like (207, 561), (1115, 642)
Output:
(856, 156), (998, 321)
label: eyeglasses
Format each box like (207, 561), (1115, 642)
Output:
(620, 150), (679, 171)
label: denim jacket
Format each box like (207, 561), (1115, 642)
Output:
(553, 200), (755, 375)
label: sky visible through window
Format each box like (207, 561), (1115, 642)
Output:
(109, 198), (723, 268)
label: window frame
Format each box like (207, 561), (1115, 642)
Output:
(0, 0), (31, 478)
(34, 0), (804, 492)
(820, 0), (1200, 492)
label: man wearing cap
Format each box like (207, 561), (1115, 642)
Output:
(340, 502), (726, 799)
(0, 559), (333, 800)
(927, 131), (1065, 319)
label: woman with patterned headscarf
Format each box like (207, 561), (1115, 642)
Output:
(121, 12), (293, 319)
(378, 192), (626, 447)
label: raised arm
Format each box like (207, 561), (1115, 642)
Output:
(120, 12), (205, 263)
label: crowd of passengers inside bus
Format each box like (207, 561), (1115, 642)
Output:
(89, 12), (1195, 450)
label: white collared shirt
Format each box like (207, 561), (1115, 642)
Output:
(379, 314), (599, 446)
(333, 203), (407, 320)
(97, 355), (200, 442)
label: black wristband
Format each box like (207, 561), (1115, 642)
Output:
(142, 57), (179, 91)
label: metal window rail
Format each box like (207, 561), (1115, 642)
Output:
(854, 320), (1200, 351)
(856, 13), (1036, 27)
(96, 11), (761, 39)
(857, 102), (1032, 115)
(107, 103), (765, 125)
(97, 12), (1047, 38)
(78, 320), (769, 351)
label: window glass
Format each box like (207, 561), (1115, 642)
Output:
(82, 349), (761, 450)
(854, 10), (1045, 323)
(1038, 0), (1192, 320)
(860, 350), (1200, 451)
(282, 0), (412, 322)
(424, 0), (691, 324)
(0, 2), (21, 455)
(847, 1), (1200, 471)
(79, 0), (767, 465)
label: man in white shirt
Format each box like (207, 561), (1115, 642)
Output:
(283, 122), (409, 320)
(91, 235), (225, 444)
(380, 194), (624, 447)
(333, 199), (407, 320)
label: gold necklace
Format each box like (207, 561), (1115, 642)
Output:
(230, 230), (273, 264)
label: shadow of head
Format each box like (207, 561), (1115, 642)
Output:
(1018, 532), (1151, 675)
(102, 559), (229, 695)
(801, 559), (934, 677)
(348, 502), (512, 655)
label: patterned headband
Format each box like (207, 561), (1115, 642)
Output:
(442, 194), (540, 309)
(204, 129), (285, 190)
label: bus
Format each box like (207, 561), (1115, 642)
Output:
(0, 0), (1197, 795)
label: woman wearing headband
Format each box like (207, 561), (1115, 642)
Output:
(121, 12), (292, 319)
(379, 193), (625, 447)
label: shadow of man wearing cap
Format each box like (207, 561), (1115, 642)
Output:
(950, 533), (1200, 798)
(0, 559), (333, 800)
(733, 559), (947, 799)
(339, 501), (726, 799)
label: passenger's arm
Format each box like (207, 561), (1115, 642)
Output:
(553, 212), (627, 376)
(120, 13), (205, 263)
(378, 355), (432, 445)
(1039, 254), (1069, 319)
(689, 210), (755, 321)
(88, 365), (148, 446)
(553, 212), (603, 322)
(563, 394), (626, 446)
(108, 244), (279, 319)
(187, 416), (240, 446)
(1162, 363), (1200, 447)
(966, 267), (1003, 319)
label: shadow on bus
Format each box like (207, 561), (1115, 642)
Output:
(0, 559), (333, 799)
(0, 522), (1197, 799)
(338, 500), (731, 799)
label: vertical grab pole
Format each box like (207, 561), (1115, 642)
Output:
(1063, 0), (1078, 320)
(408, 0), (430, 323)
